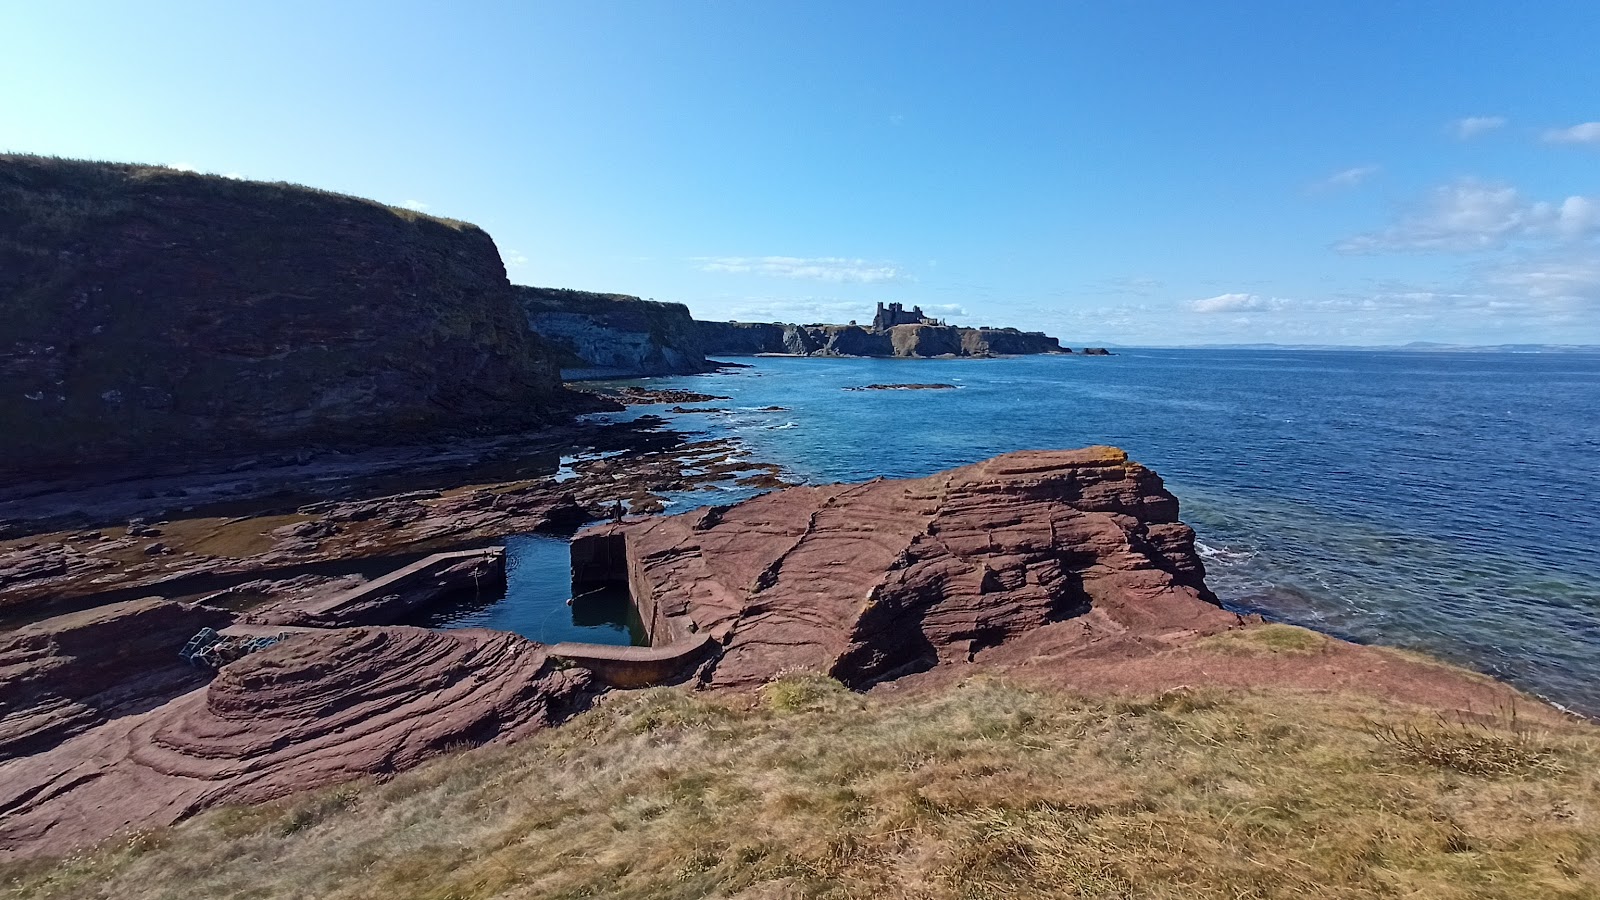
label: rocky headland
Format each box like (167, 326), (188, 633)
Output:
(0, 155), (616, 479)
(694, 300), (1070, 359)
(695, 320), (1069, 358)
(513, 286), (718, 380)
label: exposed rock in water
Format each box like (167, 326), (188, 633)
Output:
(610, 387), (731, 405)
(0, 598), (233, 758)
(0, 626), (598, 858)
(579, 447), (1238, 688)
(0, 155), (603, 478)
(1082, 347), (1113, 355)
(513, 286), (717, 379)
(844, 383), (958, 391)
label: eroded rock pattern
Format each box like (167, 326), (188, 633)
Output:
(0, 598), (232, 758)
(0, 626), (597, 858)
(588, 447), (1239, 687)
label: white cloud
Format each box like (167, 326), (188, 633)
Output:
(1313, 165), (1380, 191)
(719, 297), (869, 323)
(503, 249), (529, 269)
(1336, 179), (1600, 253)
(402, 199), (430, 211)
(1190, 293), (1289, 313)
(168, 162), (199, 173)
(1480, 251), (1600, 304)
(1453, 116), (1507, 139)
(696, 256), (906, 283)
(1543, 122), (1600, 145)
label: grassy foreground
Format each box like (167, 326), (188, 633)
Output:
(5, 674), (1598, 900)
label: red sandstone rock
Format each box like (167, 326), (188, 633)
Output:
(0, 598), (232, 758)
(0, 626), (597, 858)
(580, 447), (1241, 688)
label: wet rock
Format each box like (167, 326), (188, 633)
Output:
(843, 383), (957, 391)
(612, 387), (731, 405)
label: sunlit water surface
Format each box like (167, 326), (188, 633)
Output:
(441, 350), (1600, 713)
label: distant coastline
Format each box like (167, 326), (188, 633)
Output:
(1156, 342), (1600, 353)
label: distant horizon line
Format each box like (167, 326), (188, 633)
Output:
(1111, 342), (1600, 352)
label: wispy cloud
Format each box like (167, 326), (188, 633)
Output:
(1086, 275), (1164, 297)
(1480, 249), (1600, 304)
(503, 249), (529, 268)
(1452, 116), (1507, 139)
(1190, 293), (1290, 314)
(719, 297), (871, 323)
(402, 199), (430, 212)
(1312, 165), (1381, 192)
(1336, 179), (1600, 253)
(167, 162), (199, 173)
(1543, 122), (1600, 146)
(695, 256), (907, 283)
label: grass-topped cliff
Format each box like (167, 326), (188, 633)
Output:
(6, 666), (1596, 899)
(0, 155), (585, 476)
(512, 286), (714, 378)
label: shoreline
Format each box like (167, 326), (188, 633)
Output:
(0, 434), (1586, 863)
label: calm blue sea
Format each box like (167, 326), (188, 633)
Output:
(443, 350), (1600, 714)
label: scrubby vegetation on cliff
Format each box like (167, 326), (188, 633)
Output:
(7, 673), (1596, 899)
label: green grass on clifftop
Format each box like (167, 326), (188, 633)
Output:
(5, 676), (1598, 899)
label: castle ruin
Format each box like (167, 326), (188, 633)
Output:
(871, 302), (941, 331)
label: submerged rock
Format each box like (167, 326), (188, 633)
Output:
(578, 447), (1238, 688)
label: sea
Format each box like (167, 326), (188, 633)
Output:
(420, 350), (1600, 716)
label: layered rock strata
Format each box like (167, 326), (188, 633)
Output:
(576, 447), (1239, 688)
(0, 598), (232, 758)
(0, 626), (597, 857)
(513, 286), (716, 379)
(0, 155), (590, 477)
(695, 320), (1064, 358)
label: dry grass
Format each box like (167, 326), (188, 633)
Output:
(1195, 622), (1330, 656)
(5, 674), (1599, 899)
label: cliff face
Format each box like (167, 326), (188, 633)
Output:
(696, 320), (1063, 358)
(512, 287), (714, 379)
(0, 155), (586, 476)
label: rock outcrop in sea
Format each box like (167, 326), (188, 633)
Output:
(576, 447), (1235, 688)
(0, 155), (598, 477)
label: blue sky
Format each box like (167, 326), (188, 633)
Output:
(4, 1), (1598, 346)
